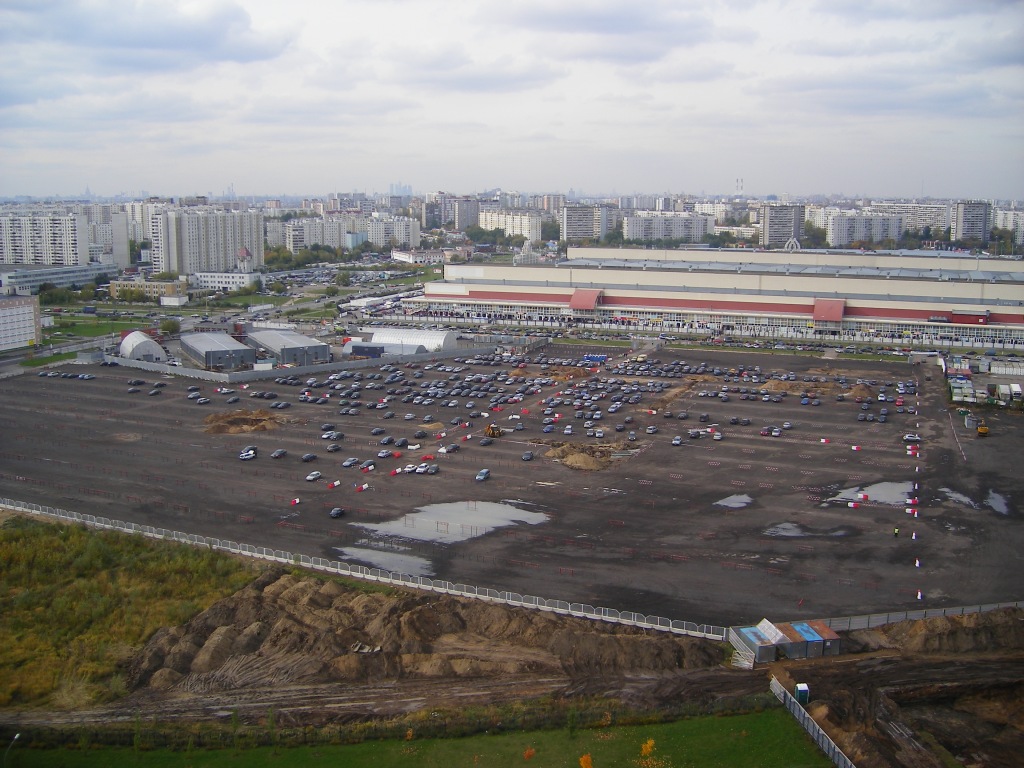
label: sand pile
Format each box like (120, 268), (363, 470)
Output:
(203, 408), (286, 434)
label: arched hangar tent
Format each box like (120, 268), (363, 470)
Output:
(119, 331), (167, 362)
(360, 327), (458, 353)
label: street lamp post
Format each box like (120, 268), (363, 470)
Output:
(4, 733), (19, 767)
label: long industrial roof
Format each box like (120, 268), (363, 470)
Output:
(247, 329), (328, 350)
(180, 332), (250, 353)
(559, 257), (1024, 283)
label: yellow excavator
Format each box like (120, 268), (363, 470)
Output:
(976, 419), (989, 437)
(485, 423), (504, 439)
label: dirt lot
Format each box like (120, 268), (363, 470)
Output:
(1, 348), (1020, 628)
(1, 566), (1019, 768)
(1, 347), (1022, 766)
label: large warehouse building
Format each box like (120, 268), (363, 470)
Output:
(180, 332), (256, 370)
(407, 247), (1024, 344)
(245, 329), (330, 366)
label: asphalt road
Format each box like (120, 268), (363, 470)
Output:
(1, 348), (1021, 628)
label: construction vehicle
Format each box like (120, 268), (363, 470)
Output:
(977, 419), (989, 437)
(484, 423), (504, 439)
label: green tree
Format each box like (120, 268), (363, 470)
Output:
(801, 223), (828, 249)
(268, 281), (286, 294)
(79, 283), (97, 301)
(541, 219), (560, 242)
(159, 318), (181, 335)
(150, 271), (179, 281)
(335, 271), (351, 287)
(323, 286), (339, 297)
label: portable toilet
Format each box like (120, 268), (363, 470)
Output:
(795, 683), (810, 705)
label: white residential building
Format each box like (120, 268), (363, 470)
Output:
(866, 202), (950, 233)
(149, 208), (264, 275)
(993, 209), (1024, 245)
(190, 272), (262, 292)
(366, 215), (421, 248)
(825, 213), (904, 247)
(0, 295), (41, 352)
(623, 212), (714, 242)
(478, 210), (543, 242)
(0, 214), (90, 266)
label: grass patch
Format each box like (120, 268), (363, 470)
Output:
(45, 320), (140, 338)
(0, 516), (259, 707)
(18, 352), (78, 367)
(11, 709), (831, 767)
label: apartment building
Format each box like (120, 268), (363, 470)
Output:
(759, 204), (805, 247)
(149, 208), (264, 275)
(560, 205), (621, 241)
(951, 201), (992, 242)
(478, 210), (543, 242)
(0, 213), (90, 266)
(0, 295), (41, 352)
(622, 211), (714, 242)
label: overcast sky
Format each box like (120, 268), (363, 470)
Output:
(1, 0), (1022, 200)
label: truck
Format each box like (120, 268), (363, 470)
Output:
(1011, 383), (1022, 402)
(582, 353), (609, 364)
(82, 305), (97, 314)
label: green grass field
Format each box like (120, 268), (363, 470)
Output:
(0, 517), (257, 707)
(8, 709), (830, 767)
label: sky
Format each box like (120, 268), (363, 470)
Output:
(1, 0), (1022, 201)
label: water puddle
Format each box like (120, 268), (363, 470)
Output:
(333, 546), (435, 577)
(985, 490), (1010, 516)
(714, 494), (753, 509)
(827, 481), (915, 506)
(351, 499), (550, 544)
(938, 487), (978, 509)
(762, 522), (855, 538)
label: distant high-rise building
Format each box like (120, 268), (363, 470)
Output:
(623, 212), (714, 242)
(951, 201), (992, 242)
(149, 208), (264, 275)
(479, 210), (543, 242)
(0, 213), (90, 266)
(759, 204), (805, 247)
(560, 205), (621, 241)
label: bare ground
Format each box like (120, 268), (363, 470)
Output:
(2, 571), (1020, 768)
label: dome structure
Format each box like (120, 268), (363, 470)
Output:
(119, 330), (167, 362)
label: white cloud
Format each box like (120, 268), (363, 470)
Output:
(0, 0), (1021, 198)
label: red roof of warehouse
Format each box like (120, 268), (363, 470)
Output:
(568, 288), (603, 310)
(813, 298), (845, 322)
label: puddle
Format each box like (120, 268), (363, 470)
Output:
(762, 522), (855, 538)
(938, 487), (979, 509)
(827, 481), (915, 506)
(351, 500), (550, 544)
(714, 494), (753, 509)
(333, 546), (435, 577)
(985, 490), (1010, 515)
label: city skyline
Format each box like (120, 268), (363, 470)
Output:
(2, 0), (1022, 200)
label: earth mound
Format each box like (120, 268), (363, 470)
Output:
(128, 570), (726, 696)
(203, 408), (286, 435)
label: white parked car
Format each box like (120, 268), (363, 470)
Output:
(305, 471), (322, 481)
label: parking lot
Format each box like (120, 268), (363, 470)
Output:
(1, 346), (1020, 627)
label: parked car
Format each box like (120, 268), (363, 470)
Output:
(238, 446), (257, 461)
(301, 453), (318, 462)
(271, 449), (287, 459)
(329, 507), (345, 519)
(521, 451), (534, 461)
(475, 468), (491, 481)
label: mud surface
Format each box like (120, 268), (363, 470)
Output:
(0, 571), (1019, 768)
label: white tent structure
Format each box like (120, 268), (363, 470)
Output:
(119, 330), (167, 362)
(360, 327), (458, 353)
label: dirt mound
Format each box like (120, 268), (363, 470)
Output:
(848, 383), (875, 399)
(842, 607), (1024, 655)
(127, 570), (725, 696)
(203, 408), (286, 435)
(542, 440), (631, 471)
